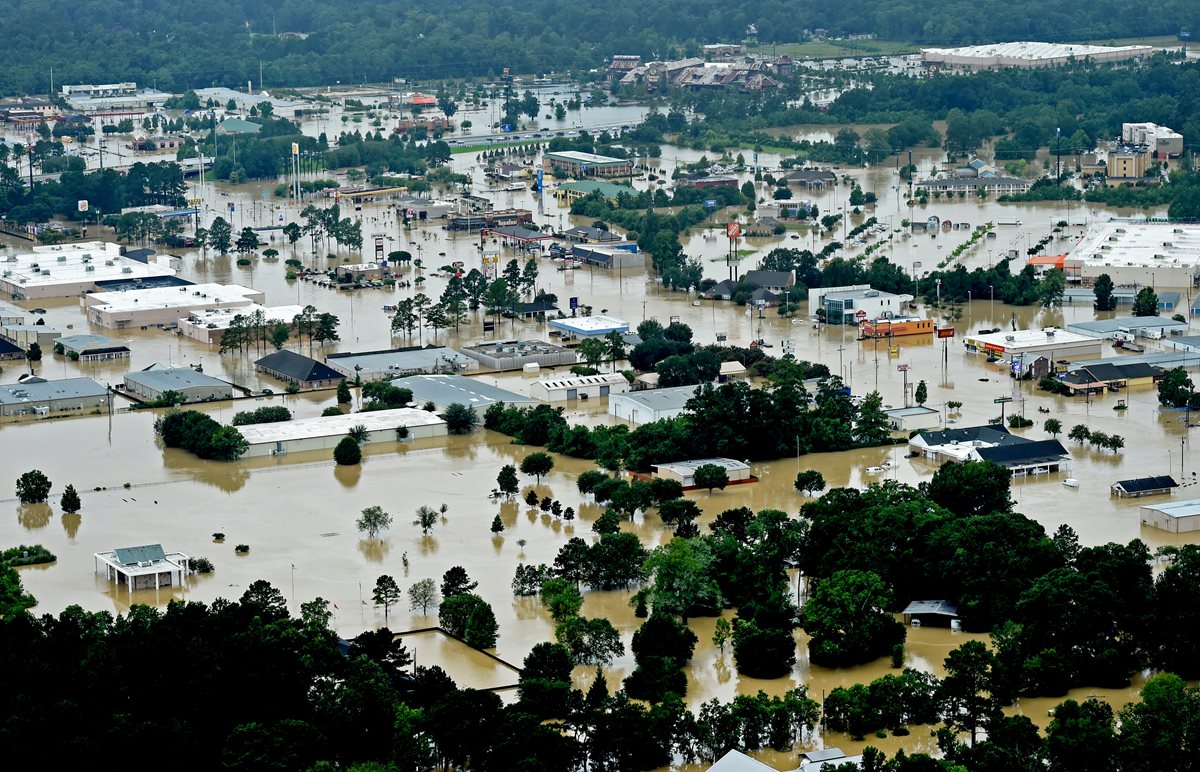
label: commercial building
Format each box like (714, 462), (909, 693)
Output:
(54, 334), (130, 362)
(194, 87), (306, 117)
(0, 338), (22, 362)
(255, 350), (346, 389)
(530, 373), (630, 401)
(1, 324), (61, 352)
(1055, 361), (1165, 396)
(0, 376), (111, 417)
(1112, 475), (1178, 499)
(94, 545), (190, 592)
(85, 283), (264, 329)
(1067, 222), (1200, 287)
(909, 424), (1069, 476)
(325, 346), (476, 380)
(459, 339), (576, 371)
(962, 328), (1102, 360)
(445, 209), (534, 232)
(123, 365), (234, 403)
(784, 169), (837, 190)
(62, 82), (172, 112)
(921, 42), (1153, 70)
(238, 407), (447, 458)
(549, 315), (630, 339)
(1122, 122), (1184, 158)
(609, 385), (699, 425)
(1106, 147), (1155, 185)
(884, 405), (942, 432)
(0, 242), (176, 300)
(0, 300), (24, 325)
(394, 196), (456, 221)
(544, 151), (634, 179)
(1140, 499), (1200, 533)
(1066, 316), (1189, 340)
(177, 304), (306, 345)
(917, 175), (1032, 196)
(553, 180), (638, 205)
(563, 225), (624, 244)
(570, 243), (645, 270)
(652, 458), (752, 488)
(808, 285), (914, 325)
(397, 374), (538, 411)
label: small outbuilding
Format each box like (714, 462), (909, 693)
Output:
(608, 384), (700, 425)
(530, 372), (629, 401)
(1140, 498), (1200, 533)
(54, 334), (130, 362)
(549, 315), (630, 339)
(124, 364), (233, 403)
(652, 458), (752, 488)
(884, 405), (941, 432)
(1112, 475), (1178, 498)
(902, 599), (961, 629)
(95, 544), (190, 592)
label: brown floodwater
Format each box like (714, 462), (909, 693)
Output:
(1, 142), (1193, 765)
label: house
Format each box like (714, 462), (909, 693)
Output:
(718, 360), (747, 382)
(459, 340), (576, 371)
(1140, 499), (1200, 533)
(652, 458), (753, 488)
(909, 424), (1027, 462)
(0, 376), (111, 417)
(902, 600), (960, 629)
(54, 334), (130, 362)
(513, 299), (560, 319)
(238, 408), (446, 457)
(785, 169), (838, 190)
(325, 346), (476, 381)
(1056, 361), (1165, 396)
(743, 270), (795, 293)
(1112, 475), (1178, 498)
(124, 364), (234, 403)
(570, 244), (645, 270)
(609, 385), (700, 424)
(255, 350), (346, 389)
(975, 438), (1071, 476)
(884, 405), (941, 432)
(94, 544), (190, 592)
(530, 373), (630, 401)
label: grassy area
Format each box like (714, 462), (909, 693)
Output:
(749, 39), (918, 60)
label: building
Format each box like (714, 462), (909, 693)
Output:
(563, 225), (623, 244)
(679, 175), (739, 189)
(884, 405), (942, 432)
(653, 458), (752, 487)
(0, 241), (176, 300)
(553, 180), (638, 205)
(910, 425), (1069, 475)
(0, 338), (22, 362)
(963, 327), (1102, 361)
(703, 44), (747, 59)
(550, 315), (631, 339)
(255, 350), (346, 389)
(607, 55), (644, 80)
(1067, 222), (1200, 287)
(743, 270), (795, 294)
(921, 42), (1152, 70)
(54, 334), (130, 362)
(326, 346), (476, 380)
(1055, 361), (1165, 396)
(217, 117), (263, 135)
(459, 339), (576, 371)
(194, 87), (307, 118)
(85, 283), (264, 329)
(445, 209), (534, 232)
(0, 376), (111, 417)
(1112, 475), (1178, 498)
(1, 324), (61, 352)
(1106, 147), (1155, 184)
(177, 304), (306, 345)
(784, 169), (837, 190)
(0, 300), (23, 325)
(530, 373), (630, 401)
(901, 600), (960, 629)
(570, 243), (645, 270)
(975, 439), (1071, 476)
(1122, 122), (1184, 158)
(1067, 316), (1189, 340)
(124, 365), (234, 403)
(1141, 499), (1200, 533)
(62, 82), (172, 113)
(709, 750), (778, 771)
(397, 374), (538, 411)
(94, 544), (190, 592)
(860, 317), (935, 339)
(238, 407), (447, 457)
(799, 749), (863, 770)
(808, 285), (915, 325)
(917, 176), (1032, 196)
(544, 151), (634, 179)
(394, 196), (456, 221)
(609, 385), (700, 424)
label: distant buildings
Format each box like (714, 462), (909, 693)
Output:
(325, 346), (477, 380)
(239, 408), (446, 457)
(61, 82), (171, 113)
(962, 327), (1102, 360)
(1122, 122), (1183, 158)
(54, 334), (130, 362)
(921, 42), (1153, 71)
(1106, 147), (1154, 184)
(609, 385), (699, 425)
(459, 340), (576, 371)
(616, 57), (783, 93)
(553, 180), (638, 205)
(917, 176), (1032, 196)
(0, 242), (176, 300)
(85, 283), (264, 329)
(397, 374), (537, 411)
(544, 151), (634, 179)
(784, 169), (837, 190)
(178, 304), (306, 345)
(808, 285), (914, 325)
(549, 315), (630, 339)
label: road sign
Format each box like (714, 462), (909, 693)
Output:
(716, 331), (727, 342)
(993, 396), (1013, 404)
(483, 321), (496, 333)
(897, 364), (910, 371)
(375, 236), (385, 260)
(705, 199), (718, 209)
(726, 222), (741, 239)
(569, 296), (579, 310)
(228, 202), (235, 212)
(936, 327), (955, 338)
(77, 200), (88, 212)
(855, 309), (868, 320)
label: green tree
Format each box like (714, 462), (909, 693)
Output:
(1046, 698), (1117, 772)
(794, 470), (826, 496)
(921, 460), (1012, 517)
(1157, 367), (1196, 408)
(490, 515), (504, 533)
(439, 593), (498, 648)
(692, 463), (728, 494)
(356, 505), (393, 540)
(520, 452), (554, 483)
(1037, 269), (1066, 308)
(496, 464), (519, 498)
(408, 577), (438, 615)
(441, 403), (478, 435)
(208, 216), (233, 253)
(235, 226), (260, 253)
(939, 640), (1000, 745)
(1044, 418), (1063, 437)
(555, 616), (625, 666)
(59, 483), (82, 514)
(914, 380), (928, 406)
(413, 505), (440, 535)
(800, 569), (906, 667)
(1132, 286), (1159, 317)
(577, 337), (608, 369)
(1092, 273), (1117, 311)
(1068, 423), (1092, 444)
(15, 470), (52, 503)
(441, 565), (477, 597)
(372, 574), (402, 623)
(712, 617), (733, 652)
(853, 391), (892, 446)
(333, 436), (361, 465)
(336, 380), (352, 404)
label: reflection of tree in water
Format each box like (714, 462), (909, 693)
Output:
(333, 463), (362, 489)
(17, 503), (52, 530)
(497, 500), (518, 528)
(491, 534), (504, 554)
(418, 534), (438, 556)
(444, 436), (479, 462)
(358, 538), (391, 563)
(61, 513), (82, 540)
(161, 448), (250, 493)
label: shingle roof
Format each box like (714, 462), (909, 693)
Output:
(255, 350), (346, 383)
(916, 425), (1017, 446)
(1114, 475), (1178, 493)
(975, 439), (1068, 466)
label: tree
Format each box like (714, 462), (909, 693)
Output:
(914, 379), (928, 406)
(939, 640), (1000, 745)
(441, 565), (478, 597)
(794, 470), (826, 496)
(336, 380), (352, 404)
(413, 505), (439, 535)
(540, 577), (584, 622)
(490, 515), (504, 533)
(1157, 367), (1196, 408)
(25, 342), (42, 365)
(1092, 273), (1117, 311)
(235, 226), (260, 253)
(60, 484), (81, 514)
(556, 616), (625, 666)
(333, 436), (361, 465)
(372, 574), (402, 623)
(577, 337), (608, 369)
(208, 216), (232, 253)
(1068, 424), (1092, 444)
(1044, 418), (1063, 437)
(1132, 286), (1159, 317)
(713, 617), (733, 653)
(520, 452), (554, 483)
(800, 569), (906, 667)
(921, 460), (1012, 517)
(15, 470), (51, 504)
(439, 593), (498, 648)
(693, 463), (728, 494)
(1046, 698), (1117, 772)
(1105, 434), (1125, 454)
(853, 391), (892, 446)
(605, 331), (627, 370)
(356, 505), (393, 540)
(1037, 269), (1066, 308)
(496, 464), (519, 498)
(441, 403), (478, 435)
(408, 578), (438, 615)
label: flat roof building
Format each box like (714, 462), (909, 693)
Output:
(1066, 316), (1189, 340)
(544, 151), (634, 178)
(884, 405), (942, 432)
(570, 243), (644, 270)
(85, 283), (264, 329)
(808, 285), (914, 325)
(0, 242), (175, 299)
(652, 457), (752, 487)
(95, 544), (190, 592)
(553, 180), (638, 205)
(1140, 498), (1200, 533)
(124, 364), (234, 404)
(549, 315), (630, 339)
(1068, 222), (1200, 288)
(1, 323), (61, 351)
(921, 42), (1153, 70)
(326, 346), (477, 381)
(963, 327), (1102, 359)
(530, 372), (630, 401)
(609, 385), (699, 425)
(398, 374), (538, 412)
(177, 304), (306, 345)
(54, 334), (130, 362)
(0, 376), (112, 417)
(0, 300), (23, 325)
(238, 407), (447, 457)
(255, 350), (346, 389)
(459, 339), (577, 371)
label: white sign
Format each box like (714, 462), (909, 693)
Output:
(77, 199), (89, 212)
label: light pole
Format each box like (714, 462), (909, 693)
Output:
(989, 284), (994, 319)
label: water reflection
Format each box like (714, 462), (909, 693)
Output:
(357, 538), (390, 563)
(17, 503), (51, 530)
(61, 514), (81, 540)
(333, 463), (362, 489)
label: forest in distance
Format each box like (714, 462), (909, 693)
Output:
(2, 0), (1199, 95)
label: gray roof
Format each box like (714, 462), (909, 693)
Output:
(55, 334), (125, 353)
(1067, 316), (1189, 336)
(326, 346), (472, 375)
(902, 600), (959, 617)
(800, 749), (849, 763)
(708, 750), (779, 771)
(126, 366), (228, 392)
(613, 385), (701, 412)
(1114, 475), (1177, 493)
(915, 424), (1019, 447)
(114, 544), (166, 565)
(1140, 498), (1200, 519)
(744, 270), (793, 287)
(255, 350), (345, 383)
(399, 374), (535, 408)
(0, 376), (108, 405)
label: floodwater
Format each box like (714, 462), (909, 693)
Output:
(1, 134), (1193, 764)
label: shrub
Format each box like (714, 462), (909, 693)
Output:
(0, 544), (56, 566)
(321, 406), (343, 417)
(442, 402), (479, 435)
(212, 533), (226, 541)
(334, 436), (362, 465)
(191, 556), (215, 573)
(154, 410), (248, 460)
(60, 484), (82, 514)
(231, 406), (293, 426)
(234, 544), (250, 554)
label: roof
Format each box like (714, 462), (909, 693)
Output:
(536, 373), (628, 390)
(1027, 254), (1067, 267)
(126, 366), (229, 392)
(1069, 222), (1200, 270)
(1068, 317), (1189, 336)
(914, 424), (1017, 447)
(0, 376), (108, 405)
(654, 458), (751, 474)
(550, 315), (630, 335)
(743, 270), (793, 287)
(922, 41), (1152, 62)
(255, 350), (346, 383)
(975, 438), (1068, 466)
(515, 300), (560, 314)
(114, 544), (166, 565)
(966, 327), (1096, 348)
(400, 374), (535, 408)
(325, 346), (473, 375)
(1140, 499), (1200, 519)
(1114, 476), (1178, 493)
(785, 168), (837, 181)
(545, 150), (629, 166)
(54, 334), (121, 353)
(902, 599), (959, 617)
(613, 384), (700, 412)
(218, 117), (262, 134)
(0, 339), (21, 356)
(557, 180), (637, 198)
(708, 750), (778, 771)
(87, 283), (261, 314)
(800, 749), (850, 763)
(885, 405), (940, 418)
(488, 225), (552, 241)
(237, 407), (444, 445)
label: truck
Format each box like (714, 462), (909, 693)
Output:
(1112, 327), (1146, 352)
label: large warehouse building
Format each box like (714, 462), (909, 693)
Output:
(1066, 222), (1200, 288)
(86, 283), (265, 329)
(921, 42), (1153, 70)
(0, 242), (176, 299)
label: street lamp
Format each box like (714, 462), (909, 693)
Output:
(989, 284), (994, 318)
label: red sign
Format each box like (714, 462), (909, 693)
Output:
(897, 364), (910, 371)
(937, 327), (955, 338)
(726, 222), (742, 239)
(855, 310), (868, 319)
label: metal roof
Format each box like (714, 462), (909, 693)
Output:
(1114, 476), (1178, 493)
(0, 376), (108, 405)
(126, 366), (228, 392)
(55, 334), (122, 353)
(902, 600), (959, 617)
(114, 544), (166, 565)
(255, 350), (345, 383)
(399, 374), (535, 408)
(238, 407), (444, 445)
(326, 346), (473, 375)
(550, 315), (630, 335)
(1067, 317), (1189, 337)
(1140, 498), (1200, 519)
(708, 750), (779, 771)
(654, 457), (751, 474)
(537, 373), (628, 390)
(612, 385), (700, 412)
(975, 439), (1068, 466)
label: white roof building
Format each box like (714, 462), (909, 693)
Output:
(86, 283), (264, 329)
(962, 327), (1102, 360)
(1068, 222), (1200, 287)
(177, 304), (305, 344)
(94, 544), (190, 592)
(0, 242), (175, 299)
(922, 42), (1153, 70)
(530, 372), (630, 401)
(608, 384), (700, 425)
(549, 315), (630, 338)
(238, 407), (447, 457)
